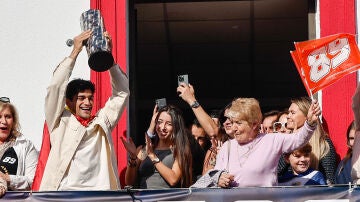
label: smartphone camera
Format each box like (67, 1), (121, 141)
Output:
(155, 98), (167, 111)
(177, 74), (189, 86)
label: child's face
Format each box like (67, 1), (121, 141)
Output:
(287, 151), (311, 175)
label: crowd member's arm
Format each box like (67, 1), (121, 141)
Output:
(351, 84), (360, 183)
(146, 105), (158, 137)
(121, 137), (143, 186)
(202, 138), (218, 175)
(45, 30), (92, 132)
(177, 83), (218, 137)
(280, 100), (320, 153)
(121, 106), (157, 186)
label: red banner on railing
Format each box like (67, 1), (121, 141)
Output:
(291, 33), (360, 95)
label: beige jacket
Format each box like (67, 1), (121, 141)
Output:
(39, 57), (129, 191)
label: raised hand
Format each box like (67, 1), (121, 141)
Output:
(70, 30), (92, 59)
(177, 83), (196, 105)
(145, 133), (154, 156)
(306, 99), (321, 126)
(103, 31), (112, 51)
(147, 105), (159, 135)
(120, 136), (137, 158)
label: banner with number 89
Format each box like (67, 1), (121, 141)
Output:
(291, 33), (360, 95)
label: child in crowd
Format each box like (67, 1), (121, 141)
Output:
(278, 144), (326, 186)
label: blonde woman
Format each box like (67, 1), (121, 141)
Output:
(279, 97), (337, 184)
(0, 98), (38, 194)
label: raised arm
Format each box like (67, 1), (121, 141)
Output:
(280, 99), (320, 153)
(69, 30), (92, 60)
(177, 83), (219, 137)
(45, 30), (92, 132)
(120, 137), (143, 186)
(94, 32), (129, 131)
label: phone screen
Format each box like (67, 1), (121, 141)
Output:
(177, 74), (189, 86)
(155, 98), (167, 110)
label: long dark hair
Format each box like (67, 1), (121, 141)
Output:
(154, 105), (193, 187)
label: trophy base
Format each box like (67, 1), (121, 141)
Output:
(88, 51), (114, 72)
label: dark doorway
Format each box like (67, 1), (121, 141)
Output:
(129, 0), (313, 143)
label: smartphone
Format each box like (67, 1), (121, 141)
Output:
(155, 98), (167, 110)
(177, 74), (189, 86)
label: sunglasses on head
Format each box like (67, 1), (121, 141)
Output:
(0, 97), (10, 103)
(273, 121), (287, 132)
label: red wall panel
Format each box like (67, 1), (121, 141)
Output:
(320, 0), (356, 159)
(90, 0), (128, 186)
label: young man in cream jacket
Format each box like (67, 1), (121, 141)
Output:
(39, 30), (129, 191)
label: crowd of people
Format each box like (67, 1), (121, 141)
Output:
(0, 30), (359, 196)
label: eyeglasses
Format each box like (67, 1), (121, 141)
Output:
(273, 122), (287, 132)
(0, 97), (10, 103)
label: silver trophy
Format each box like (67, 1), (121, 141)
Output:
(80, 9), (114, 72)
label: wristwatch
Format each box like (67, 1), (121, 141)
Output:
(152, 157), (161, 164)
(190, 100), (200, 108)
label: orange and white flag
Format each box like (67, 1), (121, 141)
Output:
(291, 33), (360, 95)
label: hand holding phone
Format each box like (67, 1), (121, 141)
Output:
(155, 98), (167, 110)
(178, 74), (189, 86)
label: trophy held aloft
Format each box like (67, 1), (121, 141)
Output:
(80, 9), (114, 72)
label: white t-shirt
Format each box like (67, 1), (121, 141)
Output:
(58, 125), (113, 190)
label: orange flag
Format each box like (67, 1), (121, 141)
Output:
(291, 33), (360, 95)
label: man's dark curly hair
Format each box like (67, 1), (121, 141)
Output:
(65, 78), (95, 100)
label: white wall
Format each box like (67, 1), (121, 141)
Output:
(0, 1), (90, 149)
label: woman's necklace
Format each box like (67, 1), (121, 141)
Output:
(236, 135), (261, 167)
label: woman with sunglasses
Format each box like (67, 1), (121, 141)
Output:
(273, 110), (292, 134)
(278, 97), (337, 184)
(121, 105), (193, 188)
(0, 99), (38, 195)
(202, 102), (234, 175)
